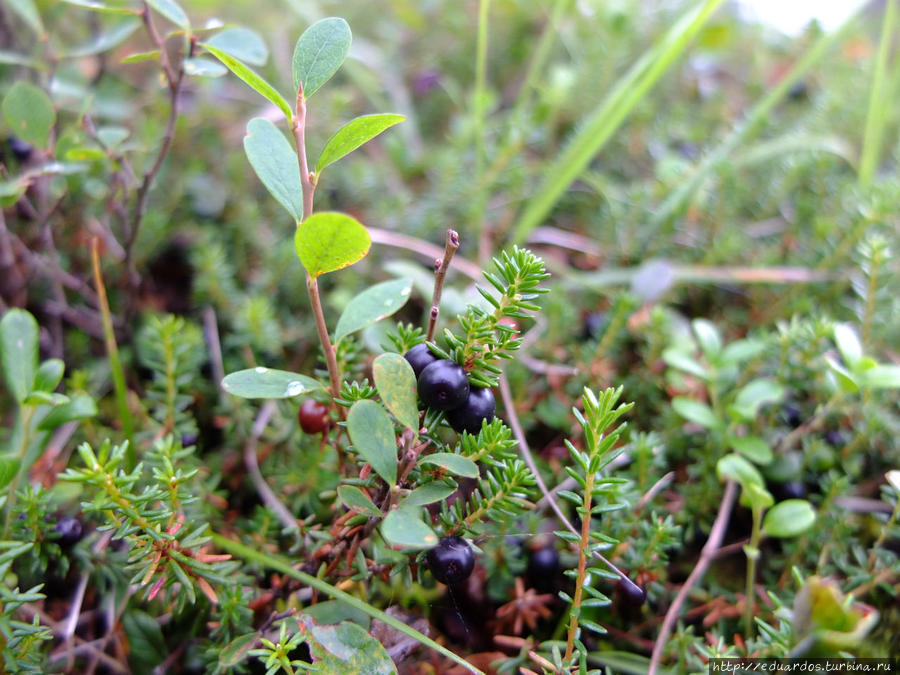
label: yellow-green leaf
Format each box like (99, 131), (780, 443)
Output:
(295, 212), (370, 278)
(316, 114), (404, 175)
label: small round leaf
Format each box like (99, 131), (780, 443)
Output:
(295, 212), (370, 278)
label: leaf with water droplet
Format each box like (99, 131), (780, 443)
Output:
(221, 368), (323, 399)
(334, 278), (412, 344)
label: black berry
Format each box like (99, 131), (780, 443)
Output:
(55, 516), (84, 547)
(426, 536), (475, 585)
(404, 343), (439, 378)
(616, 576), (646, 608)
(417, 360), (469, 412)
(782, 405), (803, 429)
(298, 399), (330, 434)
(446, 386), (495, 435)
(9, 136), (32, 162)
(823, 430), (845, 447)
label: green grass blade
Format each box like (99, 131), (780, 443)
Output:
(651, 8), (864, 231)
(510, 0), (725, 245)
(210, 534), (485, 675)
(858, 0), (897, 190)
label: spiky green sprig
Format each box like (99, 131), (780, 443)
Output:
(440, 247), (549, 387)
(439, 459), (536, 536)
(456, 418), (519, 467)
(334, 380), (377, 408)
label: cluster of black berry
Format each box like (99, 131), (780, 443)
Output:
(404, 344), (495, 435)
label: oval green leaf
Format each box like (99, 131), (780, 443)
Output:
(7, 0), (44, 37)
(316, 114), (405, 175)
(33, 358), (65, 392)
(305, 620), (396, 674)
(371, 352), (419, 432)
(145, 0), (189, 30)
(402, 481), (456, 507)
(692, 318), (722, 358)
(243, 118), (303, 221)
(221, 367), (323, 399)
(292, 17), (351, 97)
(202, 43), (292, 123)
(727, 435), (773, 465)
(419, 453), (479, 479)
(347, 400), (397, 486)
(37, 394), (98, 431)
(834, 323), (862, 370)
(763, 499), (816, 538)
(0, 308), (39, 402)
(335, 279), (412, 344)
(380, 506), (438, 550)
(219, 633), (258, 669)
(206, 27), (268, 66)
(671, 397), (719, 429)
(729, 379), (785, 422)
(183, 57), (227, 77)
(295, 212), (370, 278)
(2, 81), (55, 149)
(337, 485), (381, 518)
(64, 18), (141, 58)
(716, 453), (764, 490)
(0, 455), (21, 491)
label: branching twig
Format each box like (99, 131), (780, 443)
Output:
(426, 229), (459, 341)
(647, 480), (738, 675)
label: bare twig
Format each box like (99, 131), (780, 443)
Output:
(426, 229), (460, 341)
(634, 471), (676, 513)
(202, 306), (226, 394)
(244, 401), (300, 532)
(648, 480), (738, 675)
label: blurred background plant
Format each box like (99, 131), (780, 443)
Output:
(1, 0), (899, 672)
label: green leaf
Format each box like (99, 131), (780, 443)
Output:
(0, 50), (42, 68)
(292, 17), (352, 97)
(671, 397), (719, 429)
(763, 499), (816, 538)
(295, 212), (370, 278)
(60, 0), (140, 15)
(2, 81), (55, 149)
(402, 482), (456, 507)
(206, 27), (268, 66)
(716, 453), (764, 490)
(719, 338), (766, 365)
(371, 352), (419, 432)
(347, 400), (397, 486)
(33, 359), (64, 392)
(834, 323), (863, 370)
(335, 279), (412, 344)
(122, 609), (167, 673)
(121, 49), (161, 63)
(743, 482), (774, 511)
(302, 600), (370, 628)
(37, 394), (98, 431)
(0, 455), (21, 491)
(145, 0), (189, 30)
(0, 308), (39, 402)
(183, 57), (227, 77)
(418, 453), (479, 479)
(304, 619), (397, 674)
(202, 43), (293, 123)
(661, 348), (708, 379)
(6, 0), (44, 37)
(0, 177), (28, 207)
(727, 435), (772, 465)
(64, 18), (141, 57)
(692, 318), (721, 357)
(337, 485), (381, 518)
(219, 633), (258, 668)
(860, 364), (900, 390)
(316, 114), (405, 175)
(243, 118), (304, 221)
(380, 506), (438, 550)
(221, 368), (323, 399)
(729, 378), (785, 421)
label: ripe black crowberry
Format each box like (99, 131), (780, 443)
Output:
(404, 343), (439, 378)
(9, 137), (32, 162)
(55, 516), (84, 547)
(298, 399), (330, 434)
(417, 360), (469, 411)
(446, 386), (495, 435)
(426, 536), (475, 585)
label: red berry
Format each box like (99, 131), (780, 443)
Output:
(426, 536), (475, 585)
(417, 360), (469, 411)
(298, 399), (330, 434)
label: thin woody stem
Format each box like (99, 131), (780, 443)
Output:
(426, 229), (460, 341)
(292, 87), (341, 399)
